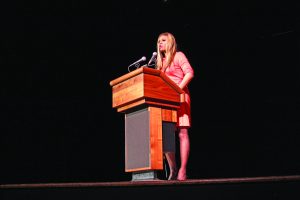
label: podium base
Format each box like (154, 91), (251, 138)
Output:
(131, 170), (160, 181)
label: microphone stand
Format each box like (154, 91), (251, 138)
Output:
(128, 63), (147, 72)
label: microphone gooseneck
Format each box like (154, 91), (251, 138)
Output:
(128, 56), (146, 72)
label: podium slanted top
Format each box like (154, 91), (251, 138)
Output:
(109, 67), (185, 112)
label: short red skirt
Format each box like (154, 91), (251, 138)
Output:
(177, 92), (191, 128)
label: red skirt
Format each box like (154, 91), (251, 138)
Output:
(177, 92), (191, 128)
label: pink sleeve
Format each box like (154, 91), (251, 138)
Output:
(177, 52), (194, 76)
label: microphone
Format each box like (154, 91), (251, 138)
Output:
(128, 56), (147, 72)
(147, 52), (157, 67)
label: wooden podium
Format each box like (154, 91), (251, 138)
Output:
(109, 67), (185, 181)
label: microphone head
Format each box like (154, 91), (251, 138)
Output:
(141, 56), (146, 61)
(153, 52), (157, 56)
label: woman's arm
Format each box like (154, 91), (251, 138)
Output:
(179, 72), (194, 89)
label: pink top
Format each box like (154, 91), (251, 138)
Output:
(163, 51), (194, 128)
(163, 51), (194, 90)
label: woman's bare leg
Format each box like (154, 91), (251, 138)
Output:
(165, 152), (177, 180)
(177, 128), (190, 180)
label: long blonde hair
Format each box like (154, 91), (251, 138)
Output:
(155, 32), (177, 71)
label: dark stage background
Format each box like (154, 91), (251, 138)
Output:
(1, 1), (300, 184)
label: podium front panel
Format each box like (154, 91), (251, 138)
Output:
(124, 106), (164, 172)
(125, 108), (150, 171)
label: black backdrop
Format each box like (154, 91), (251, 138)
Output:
(1, 1), (300, 184)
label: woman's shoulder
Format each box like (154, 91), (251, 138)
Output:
(175, 51), (185, 56)
(175, 51), (188, 60)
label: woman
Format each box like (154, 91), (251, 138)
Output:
(156, 32), (194, 181)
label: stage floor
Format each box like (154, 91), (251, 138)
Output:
(1, 175), (300, 189)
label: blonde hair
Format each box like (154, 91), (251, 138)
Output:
(155, 32), (177, 71)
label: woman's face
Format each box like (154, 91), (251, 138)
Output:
(158, 35), (168, 52)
